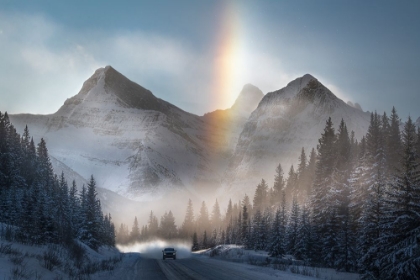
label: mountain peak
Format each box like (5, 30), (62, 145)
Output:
(57, 66), (171, 115)
(231, 84), (264, 112)
(286, 73), (317, 90)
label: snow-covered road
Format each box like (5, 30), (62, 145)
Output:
(97, 252), (314, 280)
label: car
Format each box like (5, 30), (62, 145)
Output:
(162, 247), (176, 260)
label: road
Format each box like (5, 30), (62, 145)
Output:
(99, 253), (311, 280)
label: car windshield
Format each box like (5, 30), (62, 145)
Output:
(164, 248), (174, 251)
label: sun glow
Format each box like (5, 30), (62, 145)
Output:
(212, 1), (247, 110)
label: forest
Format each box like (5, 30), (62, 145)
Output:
(117, 107), (420, 279)
(0, 111), (116, 250)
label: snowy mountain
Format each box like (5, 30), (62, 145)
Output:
(10, 67), (371, 202)
(10, 66), (218, 199)
(223, 74), (371, 196)
(10, 66), (264, 202)
(202, 84), (264, 158)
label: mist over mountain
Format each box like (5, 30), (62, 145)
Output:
(223, 74), (371, 197)
(10, 66), (262, 202)
(10, 66), (375, 202)
(202, 84), (264, 157)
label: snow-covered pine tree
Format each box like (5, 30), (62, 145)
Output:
(333, 119), (356, 271)
(197, 201), (210, 239)
(202, 230), (208, 249)
(284, 165), (298, 206)
(192, 231), (199, 251)
(180, 199), (195, 239)
(130, 216), (141, 242)
(82, 175), (101, 250)
(223, 199), (233, 229)
(310, 117), (336, 266)
(268, 207), (286, 257)
(294, 204), (313, 264)
(358, 112), (387, 278)
(253, 179), (268, 213)
(286, 196), (300, 256)
(148, 210), (159, 237)
(272, 163), (285, 207)
(241, 204), (249, 247)
(386, 107), (402, 177)
(379, 116), (420, 279)
(211, 199), (222, 230)
(160, 211), (177, 239)
(297, 147), (311, 200)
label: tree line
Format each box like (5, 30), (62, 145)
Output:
(0, 112), (115, 250)
(118, 107), (420, 279)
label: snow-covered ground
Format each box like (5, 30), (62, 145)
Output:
(200, 245), (360, 280)
(1, 234), (360, 279)
(0, 238), (122, 279)
(99, 242), (361, 280)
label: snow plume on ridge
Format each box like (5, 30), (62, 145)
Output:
(117, 240), (192, 259)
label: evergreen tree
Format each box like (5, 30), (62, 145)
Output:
(253, 179), (268, 212)
(148, 210), (159, 237)
(386, 107), (402, 176)
(268, 208), (286, 257)
(160, 211), (177, 239)
(311, 117), (336, 265)
(82, 176), (101, 250)
(272, 163), (285, 205)
(287, 196), (300, 255)
(224, 199), (233, 228)
(130, 216), (141, 242)
(358, 112), (387, 276)
(211, 199), (222, 230)
(241, 204), (249, 246)
(202, 230), (208, 249)
(285, 165), (298, 204)
(379, 116), (420, 279)
(197, 201), (210, 235)
(294, 204), (313, 264)
(180, 199), (195, 239)
(192, 232), (199, 251)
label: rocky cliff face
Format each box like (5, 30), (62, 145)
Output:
(223, 74), (371, 196)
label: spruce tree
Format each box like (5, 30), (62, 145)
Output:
(379, 116), (420, 279)
(180, 199), (195, 239)
(286, 196), (300, 255)
(253, 179), (268, 212)
(294, 204), (313, 264)
(160, 211), (177, 239)
(130, 217), (141, 242)
(241, 205), (249, 246)
(272, 163), (285, 205)
(387, 107), (402, 176)
(192, 232), (199, 251)
(211, 199), (222, 230)
(197, 201), (210, 235)
(268, 208), (286, 257)
(311, 117), (336, 265)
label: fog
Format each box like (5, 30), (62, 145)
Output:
(108, 186), (232, 230)
(117, 239), (192, 259)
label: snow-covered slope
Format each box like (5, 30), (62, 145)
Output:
(223, 74), (371, 196)
(10, 66), (221, 199)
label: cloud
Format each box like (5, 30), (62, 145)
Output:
(0, 13), (101, 114)
(0, 12), (295, 116)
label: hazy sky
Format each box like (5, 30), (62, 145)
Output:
(0, 0), (419, 119)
